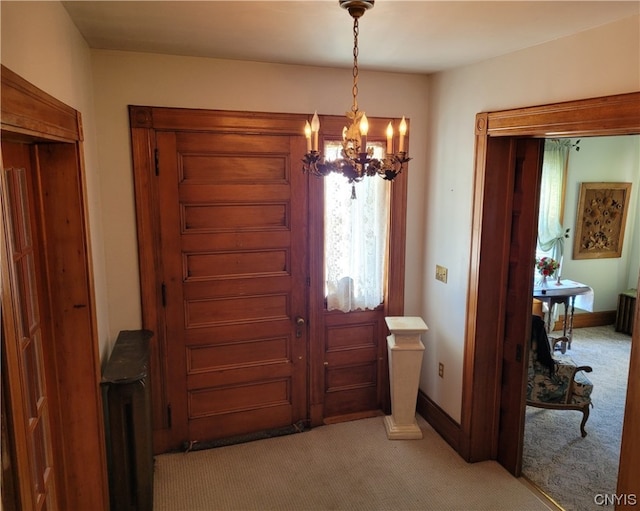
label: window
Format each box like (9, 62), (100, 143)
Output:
(323, 141), (390, 312)
(536, 139), (572, 262)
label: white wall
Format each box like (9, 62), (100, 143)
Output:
(1, 1), (111, 359)
(561, 136), (640, 311)
(423, 15), (640, 422)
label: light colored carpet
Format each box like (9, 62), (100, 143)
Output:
(523, 325), (632, 511)
(154, 415), (553, 511)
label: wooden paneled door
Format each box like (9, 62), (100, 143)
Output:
(158, 129), (308, 445)
(306, 114), (408, 425)
(134, 109), (308, 450)
(130, 107), (407, 452)
(1, 141), (58, 510)
(320, 310), (389, 421)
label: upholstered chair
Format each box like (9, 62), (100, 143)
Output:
(526, 315), (594, 437)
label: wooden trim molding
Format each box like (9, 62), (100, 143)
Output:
(1, 65), (82, 142)
(1, 66), (108, 510)
(417, 390), (461, 452)
(482, 92), (640, 138)
(464, 91), (640, 486)
(129, 104), (309, 134)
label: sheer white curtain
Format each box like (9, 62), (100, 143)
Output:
(324, 141), (390, 312)
(537, 139), (572, 263)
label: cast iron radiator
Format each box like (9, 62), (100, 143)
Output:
(102, 329), (154, 511)
(615, 289), (636, 335)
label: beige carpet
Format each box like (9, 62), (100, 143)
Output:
(154, 415), (554, 511)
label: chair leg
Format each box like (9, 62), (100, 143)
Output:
(580, 404), (590, 437)
(552, 337), (567, 354)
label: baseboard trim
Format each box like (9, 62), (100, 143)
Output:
(553, 310), (616, 331)
(416, 389), (461, 453)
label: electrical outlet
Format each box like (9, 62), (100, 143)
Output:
(438, 363), (444, 378)
(435, 265), (448, 283)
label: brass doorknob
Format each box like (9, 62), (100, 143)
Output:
(296, 316), (306, 326)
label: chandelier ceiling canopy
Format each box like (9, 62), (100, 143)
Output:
(302, 0), (411, 185)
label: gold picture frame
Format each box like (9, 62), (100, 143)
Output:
(573, 182), (632, 259)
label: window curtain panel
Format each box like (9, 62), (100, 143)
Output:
(537, 139), (572, 263)
(324, 156), (390, 312)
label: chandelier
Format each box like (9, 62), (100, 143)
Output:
(302, 0), (411, 185)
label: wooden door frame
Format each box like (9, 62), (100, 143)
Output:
(461, 92), (640, 483)
(1, 65), (109, 510)
(129, 106), (408, 448)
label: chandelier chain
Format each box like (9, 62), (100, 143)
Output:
(352, 17), (359, 114)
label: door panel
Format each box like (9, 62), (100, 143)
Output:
(1, 141), (58, 510)
(497, 138), (544, 475)
(157, 130), (308, 448)
(323, 309), (387, 419)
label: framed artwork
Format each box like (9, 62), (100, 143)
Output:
(573, 182), (632, 259)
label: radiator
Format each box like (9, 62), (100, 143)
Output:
(615, 290), (637, 335)
(102, 330), (154, 511)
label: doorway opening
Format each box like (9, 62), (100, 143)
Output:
(522, 134), (638, 505)
(461, 92), (640, 493)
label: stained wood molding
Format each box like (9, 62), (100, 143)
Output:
(416, 389), (461, 452)
(465, 91), (640, 478)
(1, 65), (108, 510)
(1, 65), (81, 142)
(482, 92), (640, 138)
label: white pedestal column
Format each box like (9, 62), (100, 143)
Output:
(384, 316), (428, 440)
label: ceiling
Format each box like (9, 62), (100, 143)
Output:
(62, 1), (639, 74)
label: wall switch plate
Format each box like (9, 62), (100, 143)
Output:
(435, 265), (448, 283)
(438, 363), (444, 378)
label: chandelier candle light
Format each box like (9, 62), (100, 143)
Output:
(302, 0), (411, 185)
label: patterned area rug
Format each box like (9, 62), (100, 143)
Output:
(522, 325), (632, 511)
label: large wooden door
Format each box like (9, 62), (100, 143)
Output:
(156, 129), (308, 448)
(1, 141), (58, 510)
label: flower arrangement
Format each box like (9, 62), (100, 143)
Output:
(535, 256), (559, 277)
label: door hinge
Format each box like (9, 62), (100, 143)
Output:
(154, 148), (160, 176)
(161, 282), (167, 307)
(515, 344), (523, 363)
(167, 404), (172, 428)
(306, 276), (311, 286)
